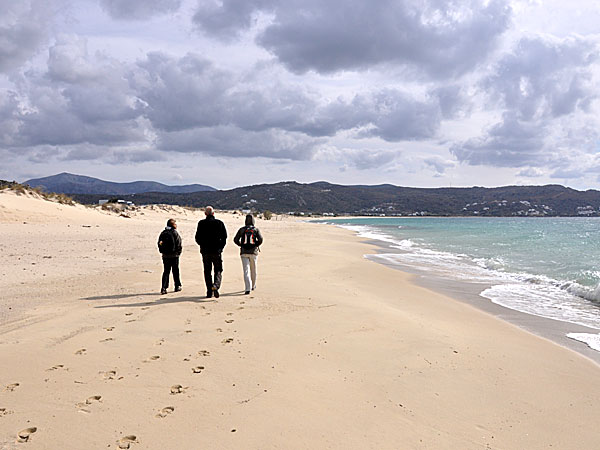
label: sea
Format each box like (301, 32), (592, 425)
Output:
(319, 217), (600, 353)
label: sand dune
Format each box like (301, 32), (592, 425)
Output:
(1, 191), (599, 449)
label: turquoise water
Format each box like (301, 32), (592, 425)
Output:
(321, 217), (600, 351)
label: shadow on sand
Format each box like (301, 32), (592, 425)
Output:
(85, 290), (249, 309)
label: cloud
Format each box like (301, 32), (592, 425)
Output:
(517, 167), (544, 177)
(194, 0), (512, 78)
(483, 36), (599, 120)
(0, 36), (146, 149)
(424, 156), (455, 174)
(451, 35), (600, 169)
(99, 0), (182, 20)
(157, 125), (321, 160)
(0, 0), (63, 73)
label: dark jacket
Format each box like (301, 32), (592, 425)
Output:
(195, 215), (227, 254)
(158, 227), (182, 258)
(233, 215), (263, 255)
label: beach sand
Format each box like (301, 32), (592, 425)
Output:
(1, 190), (599, 449)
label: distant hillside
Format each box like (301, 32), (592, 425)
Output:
(24, 173), (215, 195)
(70, 181), (600, 217)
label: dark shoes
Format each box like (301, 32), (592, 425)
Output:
(160, 288), (167, 295)
(244, 291), (250, 295)
(212, 286), (220, 298)
(206, 290), (212, 298)
(174, 286), (182, 292)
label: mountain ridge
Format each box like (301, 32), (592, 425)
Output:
(24, 172), (215, 195)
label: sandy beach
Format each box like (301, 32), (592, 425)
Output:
(1, 191), (599, 450)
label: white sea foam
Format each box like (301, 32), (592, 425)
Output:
(566, 333), (600, 351)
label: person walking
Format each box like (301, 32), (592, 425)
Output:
(233, 214), (263, 295)
(157, 218), (182, 295)
(195, 206), (227, 298)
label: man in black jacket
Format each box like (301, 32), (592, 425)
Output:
(158, 218), (183, 295)
(195, 206), (227, 298)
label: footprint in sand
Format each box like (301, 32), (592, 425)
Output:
(144, 355), (160, 363)
(170, 385), (186, 395)
(198, 350), (210, 357)
(185, 319), (191, 325)
(0, 408), (14, 416)
(221, 338), (233, 344)
(225, 319), (234, 324)
(141, 306), (150, 310)
(75, 348), (86, 355)
(192, 366), (204, 374)
(100, 337), (114, 342)
(237, 307), (244, 310)
(102, 370), (117, 380)
(226, 312), (234, 316)
(155, 338), (164, 346)
(155, 406), (175, 419)
(125, 313), (133, 316)
(104, 327), (115, 332)
(77, 395), (102, 412)
(46, 364), (65, 371)
(216, 328), (223, 333)
(5, 383), (19, 392)
(117, 435), (138, 449)
(17, 427), (37, 443)
(185, 330), (192, 334)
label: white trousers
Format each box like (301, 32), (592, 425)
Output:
(240, 254), (257, 292)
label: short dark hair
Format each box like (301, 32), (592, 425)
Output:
(167, 218), (176, 227)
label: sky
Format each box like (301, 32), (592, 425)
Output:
(2, 0), (600, 190)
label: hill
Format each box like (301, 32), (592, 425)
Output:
(68, 181), (600, 217)
(24, 172), (215, 195)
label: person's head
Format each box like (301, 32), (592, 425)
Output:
(167, 218), (177, 229)
(205, 206), (214, 217)
(245, 214), (254, 226)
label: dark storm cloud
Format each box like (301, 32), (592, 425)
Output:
(451, 36), (600, 168)
(0, 0), (62, 74)
(483, 36), (599, 120)
(0, 37), (146, 150)
(99, 0), (182, 20)
(157, 126), (320, 160)
(451, 112), (548, 167)
(133, 52), (454, 146)
(193, 0), (512, 78)
(132, 52), (232, 131)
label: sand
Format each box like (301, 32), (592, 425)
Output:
(1, 190), (599, 449)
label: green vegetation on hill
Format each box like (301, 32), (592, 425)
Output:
(69, 181), (600, 217)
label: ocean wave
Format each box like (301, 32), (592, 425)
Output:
(336, 222), (600, 331)
(566, 333), (600, 352)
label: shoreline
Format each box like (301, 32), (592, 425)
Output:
(321, 220), (600, 366)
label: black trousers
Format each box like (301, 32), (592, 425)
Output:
(162, 256), (181, 290)
(201, 252), (223, 291)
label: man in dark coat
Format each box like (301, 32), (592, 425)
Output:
(158, 218), (183, 295)
(195, 206), (227, 298)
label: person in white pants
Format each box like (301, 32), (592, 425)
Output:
(233, 214), (263, 294)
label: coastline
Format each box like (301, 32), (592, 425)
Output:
(363, 237), (600, 366)
(320, 218), (600, 365)
(2, 192), (600, 449)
